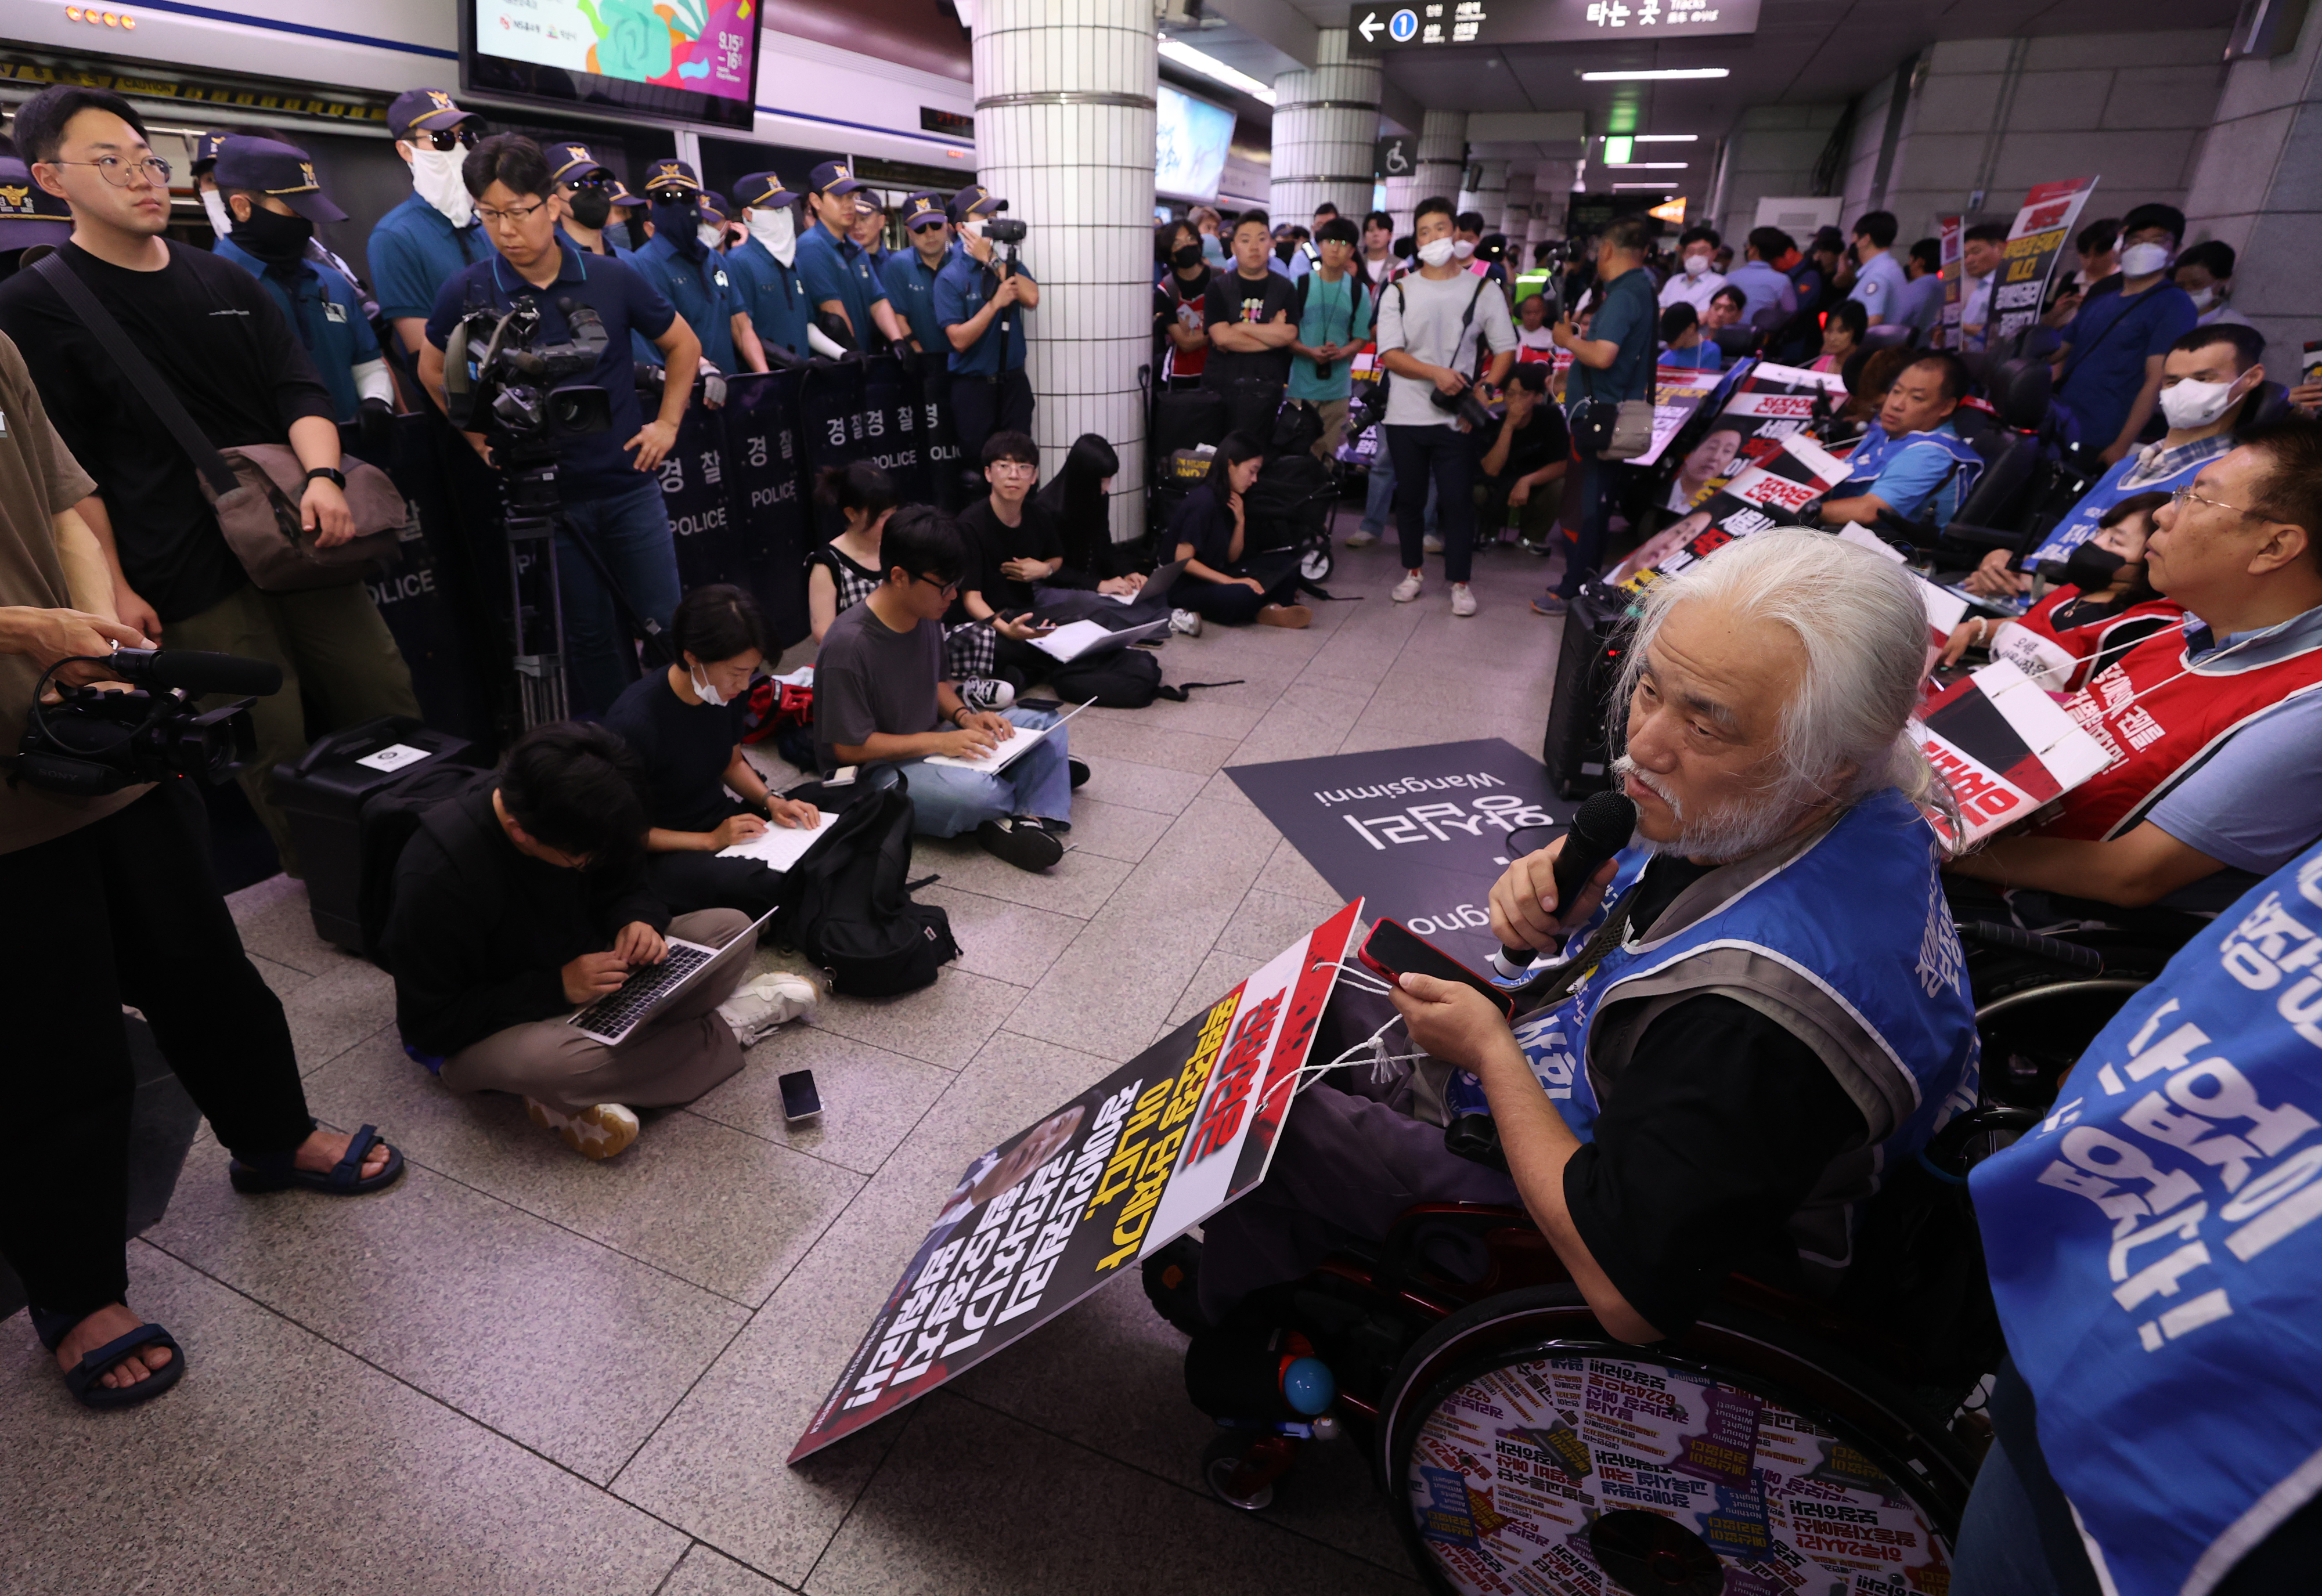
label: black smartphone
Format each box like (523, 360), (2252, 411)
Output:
(1358, 920), (1517, 1019)
(778, 1069), (822, 1122)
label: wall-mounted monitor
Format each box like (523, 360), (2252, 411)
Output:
(463, 0), (762, 131)
(1156, 81), (1234, 205)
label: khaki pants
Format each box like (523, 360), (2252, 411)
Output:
(1311, 398), (1350, 460)
(439, 909), (753, 1114)
(167, 580), (420, 876)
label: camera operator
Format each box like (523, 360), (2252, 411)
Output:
(796, 161), (909, 353)
(630, 160), (765, 377)
(0, 85), (421, 876)
(416, 134), (701, 716)
(935, 185), (1040, 463)
(0, 324), (401, 1410)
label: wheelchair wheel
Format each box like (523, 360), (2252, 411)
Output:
(1300, 546), (1335, 583)
(1380, 1286), (1973, 1595)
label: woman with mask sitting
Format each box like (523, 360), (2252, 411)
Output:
(604, 584), (821, 923)
(1166, 432), (1311, 630)
(1939, 492), (2182, 689)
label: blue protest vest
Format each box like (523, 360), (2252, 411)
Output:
(1479, 788), (1980, 1260)
(1844, 420), (1985, 526)
(1970, 842), (2322, 1596)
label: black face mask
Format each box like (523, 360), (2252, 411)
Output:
(2064, 540), (2128, 591)
(652, 197), (702, 257)
(230, 204), (314, 264)
(567, 186), (614, 230)
(1171, 243), (1203, 270)
(1274, 240), (1297, 263)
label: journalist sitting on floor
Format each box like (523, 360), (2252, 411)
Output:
(1164, 531), (1978, 1341)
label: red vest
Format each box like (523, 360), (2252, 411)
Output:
(2045, 622), (2322, 840)
(2019, 587), (2184, 690)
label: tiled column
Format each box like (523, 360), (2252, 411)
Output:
(1414, 109), (1468, 207)
(1382, 169), (1419, 233)
(973, 0), (1156, 546)
(1270, 27), (1382, 226)
(1502, 168), (1538, 238)
(1458, 158), (1507, 224)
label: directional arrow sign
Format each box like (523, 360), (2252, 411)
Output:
(1358, 9), (1385, 42)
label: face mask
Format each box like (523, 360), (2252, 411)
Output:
(1684, 252), (1710, 276)
(2063, 540), (2128, 592)
(2158, 372), (2247, 431)
(603, 219), (632, 251)
(406, 145), (473, 228)
(1418, 236), (1456, 268)
(2119, 241), (2173, 277)
(1452, 239), (1477, 260)
(748, 206), (796, 266)
(200, 188), (233, 238)
(1274, 240), (1296, 263)
(962, 216), (987, 242)
(567, 186), (614, 230)
(230, 205), (313, 264)
(1171, 243), (1202, 270)
(654, 197), (702, 256)
(698, 222), (727, 252)
(688, 663), (731, 707)
(2185, 285), (2218, 310)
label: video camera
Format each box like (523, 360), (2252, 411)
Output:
(442, 296), (614, 445)
(9, 647), (282, 796)
(984, 202), (1027, 277)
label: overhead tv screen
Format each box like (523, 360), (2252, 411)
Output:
(463, 0), (762, 131)
(1156, 81), (1234, 204)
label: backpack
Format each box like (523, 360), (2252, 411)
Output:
(1050, 645), (1163, 708)
(355, 763), (497, 969)
(770, 783), (959, 996)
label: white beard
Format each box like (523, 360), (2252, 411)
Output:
(1613, 755), (1816, 864)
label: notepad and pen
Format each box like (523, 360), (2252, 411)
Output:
(922, 697), (1099, 775)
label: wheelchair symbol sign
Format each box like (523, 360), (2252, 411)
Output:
(1388, 8), (1418, 41)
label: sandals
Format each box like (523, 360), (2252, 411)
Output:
(227, 1122), (405, 1196)
(30, 1308), (186, 1412)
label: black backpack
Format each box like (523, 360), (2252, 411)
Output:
(770, 783), (959, 996)
(1051, 645), (1163, 708)
(356, 763), (497, 969)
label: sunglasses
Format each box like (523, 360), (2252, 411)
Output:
(410, 127), (479, 152)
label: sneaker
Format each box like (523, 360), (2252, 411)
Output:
(1423, 533), (1444, 554)
(717, 972), (819, 1046)
(1531, 593), (1570, 618)
(527, 1098), (640, 1160)
(960, 678), (1014, 713)
(976, 814), (1065, 872)
(1069, 756), (1091, 789)
(1391, 572), (1423, 603)
(1169, 608), (1203, 637)
(1451, 583), (1477, 618)
(1344, 526), (1379, 548)
(1257, 603), (1313, 629)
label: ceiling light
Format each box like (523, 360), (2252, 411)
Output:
(1158, 37), (1277, 106)
(1631, 134), (1698, 142)
(1612, 182), (1679, 190)
(1602, 136), (1632, 164)
(1605, 162), (1688, 169)
(1581, 68), (1730, 81)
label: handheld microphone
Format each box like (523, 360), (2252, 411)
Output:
(110, 648), (286, 698)
(1490, 789), (1638, 978)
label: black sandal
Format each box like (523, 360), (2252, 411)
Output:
(30, 1306), (186, 1411)
(228, 1121), (404, 1196)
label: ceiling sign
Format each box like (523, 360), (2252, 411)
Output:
(1349, 0), (1759, 52)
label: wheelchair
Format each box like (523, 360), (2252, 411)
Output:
(1176, 919), (2159, 1593)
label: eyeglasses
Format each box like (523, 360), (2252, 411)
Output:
(911, 572), (961, 599)
(475, 198), (550, 227)
(46, 154), (171, 188)
(413, 128), (479, 152)
(2169, 486), (2262, 520)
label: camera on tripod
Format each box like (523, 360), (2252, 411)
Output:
(9, 647), (282, 796)
(441, 297), (614, 444)
(984, 203), (1027, 274)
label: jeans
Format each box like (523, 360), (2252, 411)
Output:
(1556, 448), (1614, 600)
(558, 476), (683, 717)
(889, 707), (1072, 835)
(0, 783), (315, 1320)
(1359, 444), (1437, 536)
(1386, 423), (1477, 584)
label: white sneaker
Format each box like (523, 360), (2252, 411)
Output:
(1169, 608), (1203, 637)
(1451, 583), (1477, 617)
(527, 1098), (641, 1160)
(1344, 527), (1379, 548)
(1391, 572), (1423, 603)
(960, 678), (1014, 713)
(1422, 533), (1444, 555)
(718, 972), (819, 1046)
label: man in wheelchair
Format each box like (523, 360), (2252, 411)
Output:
(1171, 531), (1981, 1349)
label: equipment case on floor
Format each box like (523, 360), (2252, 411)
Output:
(1544, 587), (1631, 799)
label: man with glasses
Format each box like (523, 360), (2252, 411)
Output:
(812, 504), (1076, 871)
(415, 134), (702, 716)
(369, 87), (489, 363)
(630, 158), (764, 377)
(0, 84), (420, 876)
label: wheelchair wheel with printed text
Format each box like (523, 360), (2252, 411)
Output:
(1380, 1286), (1974, 1596)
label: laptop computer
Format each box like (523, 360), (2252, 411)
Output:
(566, 902), (779, 1046)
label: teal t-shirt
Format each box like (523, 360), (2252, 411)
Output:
(1286, 271), (1374, 403)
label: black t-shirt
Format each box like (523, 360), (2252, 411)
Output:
(602, 669), (751, 835)
(1167, 483), (1237, 570)
(1483, 403), (1571, 484)
(1200, 269), (1298, 389)
(0, 240), (336, 623)
(957, 494), (1065, 613)
(1557, 853), (1869, 1334)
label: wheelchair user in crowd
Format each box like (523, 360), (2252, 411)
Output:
(1162, 530), (1979, 1341)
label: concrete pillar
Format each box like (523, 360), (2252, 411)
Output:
(1414, 109), (1467, 208)
(1382, 169), (1419, 235)
(1458, 158), (1507, 223)
(1502, 168), (1538, 238)
(1269, 27), (1382, 228)
(972, 0), (1156, 546)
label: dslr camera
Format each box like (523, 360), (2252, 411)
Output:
(442, 296), (614, 444)
(1430, 380), (1497, 432)
(9, 647), (282, 797)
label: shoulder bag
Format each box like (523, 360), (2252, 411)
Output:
(35, 251), (405, 592)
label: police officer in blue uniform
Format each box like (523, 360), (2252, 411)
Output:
(207, 136), (389, 426)
(935, 183), (1040, 463)
(879, 190), (954, 359)
(545, 140), (630, 260)
(629, 158), (765, 375)
(0, 149), (71, 275)
(368, 88), (489, 364)
(795, 159), (908, 352)
(724, 169), (813, 360)
(192, 128), (375, 319)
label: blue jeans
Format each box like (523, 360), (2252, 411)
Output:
(1360, 445), (1436, 536)
(557, 476), (682, 716)
(891, 707), (1072, 836)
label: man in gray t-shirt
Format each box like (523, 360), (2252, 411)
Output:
(811, 506), (1077, 871)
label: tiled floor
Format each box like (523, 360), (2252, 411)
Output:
(0, 534), (1567, 1595)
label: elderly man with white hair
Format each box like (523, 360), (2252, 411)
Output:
(1163, 530), (1981, 1343)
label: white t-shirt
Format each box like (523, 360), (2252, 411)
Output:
(1375, 269), (1518, 428)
